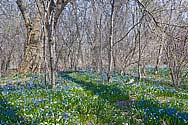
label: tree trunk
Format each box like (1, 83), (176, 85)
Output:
(108, 0), (115, 83)
(16, 0), (72, 87)
(19, 15), (43, 74)
(154, 44), (163, 75)
(138, 30), (142, 80)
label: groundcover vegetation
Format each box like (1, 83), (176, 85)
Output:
(0, 68), (188, 124)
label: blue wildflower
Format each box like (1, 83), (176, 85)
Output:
(28, 105), (31, 109)
(144, 108), (149, 114)
(177, 112), (188, 122)
(159, 109), (165, 115)
(34, 101), (39, 107)
(159, 86), (164, 91)
(166, 107), (177, 116)
(170, 88), (176, 93)
(2, 91), (8, 96)
(65, 112), (71, 118)
(64, 86), (70, 90)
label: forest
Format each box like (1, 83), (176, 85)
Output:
(0, 0), (188, 124)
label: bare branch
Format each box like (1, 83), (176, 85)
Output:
(16, 0), (31, 28)
(54, 0), (73, 27)
(113, 14), (145, 47)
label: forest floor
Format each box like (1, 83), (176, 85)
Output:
(0, 68), (188, 124)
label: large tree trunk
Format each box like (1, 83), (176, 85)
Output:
(16, 0), (72, 87)
(19, 15), (43, 73)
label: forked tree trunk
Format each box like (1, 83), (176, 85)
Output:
(16, 0), (72, 87)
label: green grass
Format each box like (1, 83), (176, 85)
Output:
(0, 69), (188, 124)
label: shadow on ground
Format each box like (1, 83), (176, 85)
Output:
(59, 71), (129, 103)
(0, 93), (25, 124)
(59, 71), (188, 125)
(0, 88), (36, 124)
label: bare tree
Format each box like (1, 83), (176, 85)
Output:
(16, 0), (73, 87)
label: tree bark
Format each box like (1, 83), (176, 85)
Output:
(18, 14), (42, 73)
(107, 0), (115, 82)
(16, 0), (72, 87)
(154, 44), (163, 75)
